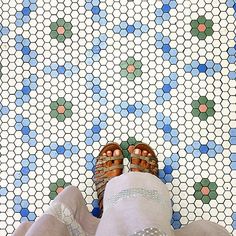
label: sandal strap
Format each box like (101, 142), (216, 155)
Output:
(96, 164), (123, 172)
(97, 155), (123, 164)
(131, 153), (157, 164)
(131, 153), (150, 162)
(96, 178), (111, 201)
(96, 165), (123, 179)
(95, 176), (111, 184)
(130, 164), (151, 173)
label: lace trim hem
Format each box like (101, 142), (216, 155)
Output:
(44, 202), (87, 236)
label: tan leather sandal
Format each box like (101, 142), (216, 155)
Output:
(94, 142), (124, 215)
(130, 142), (158, 175)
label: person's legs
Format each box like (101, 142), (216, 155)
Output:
(25, 214), (70, 236)
(13, 185), (99, 236)
(12, 221), (33, 236)
(94, 143), (124, 214)
(130, 143), (158, 175)
(174, 220), (230, 236)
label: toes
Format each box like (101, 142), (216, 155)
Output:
(113, 149), (121, 156)
(128, 145), (135, 154)
(132, 149), (141, 164)
(106, 150), (112, 157)
(141, 150), (148, 168)
(134, 148), (141, 155)
(113, 149), (122, 176)
(114, 149), (121, 165)
(106, 150), (112, 167)
(142, 150), (148, 156)
(131, 147), (158, 175)
(131, 149), (141, 172)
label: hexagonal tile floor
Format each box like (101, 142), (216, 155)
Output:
(0, 0), (236, 235)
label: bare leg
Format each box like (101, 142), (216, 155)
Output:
(12, 222), (33, 236)
(174, 220), (230, 236)
(13, 186), (99, 236)
(25, 214), (69, 236)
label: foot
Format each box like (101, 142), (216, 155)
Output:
(95, 143), (123, 214)
(95, 148), (122, 178)
(130, 144), (158, 175)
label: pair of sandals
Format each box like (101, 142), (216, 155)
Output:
(94, 142), (158, 214)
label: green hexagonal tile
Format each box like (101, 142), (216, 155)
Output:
(57, 98), (66, 105)
(191, 28), (199, 36)
(194, 191), (202, 200)
(134, 61), (142, 69)
(127, 57), (135, 65)
(57, 18), (65, 26)
(64, 182), (71, 188)
(134, 69), (142, 77)
(50, 31), (58, 39)
(120, 61), (128, 69)
(64, 101), (72, 109)
(194, 182), (202, 191)
(64, 30), (72, 38)
(123, 150), (130, 159)
(198, 96), (208, 104)
(50, 110), (58, 118)
(57, 179), (65, 187)
(64, 22), (72, 30)
(120, 141), (129, 149)
(49, 183), (57, 191)
(209, 182), (217, 191)
(50, 101), (58, 110)
(206, 100), (215, 108)
(209, 191), (217, 199)
(127, 137), (137, 145)
(50, 22), (58, 31)
(202, 195), (210, 204)
(49, 192), (57, 200)
(57, 34), (66, 42)
(206, 108), (215, 116)
(198, 32), (207, 40)
(205, 20), (213, 27)
(191, 100), (200, 109)
(190, 20), (198, 28)
(205, 28), (213, 36)
(120, 69), (128, 77)
(192, 108), (200, 117)
(127, 73), (135, 80)
(199, 112), (208, 120)
(198, 16), (206, 24)
(201, 178), (210, 187)
(57, 114), (66, 122)
(64, 110), (72, 118)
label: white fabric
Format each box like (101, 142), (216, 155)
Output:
(44, 202), (87, 236)
(96, 172), (174, 236)
(42, 172), (231, 236)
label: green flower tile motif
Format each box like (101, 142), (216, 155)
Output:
(50, 19), (72, 42)
(50, 98), (73, 122)
(190, 16), (213, 40)
(120, 137), (140, 160)
(49, 178), (71, 200)
(120, 57), (142, 80)
(191, 96), (215, 121)
(194, 178), (217, 204)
